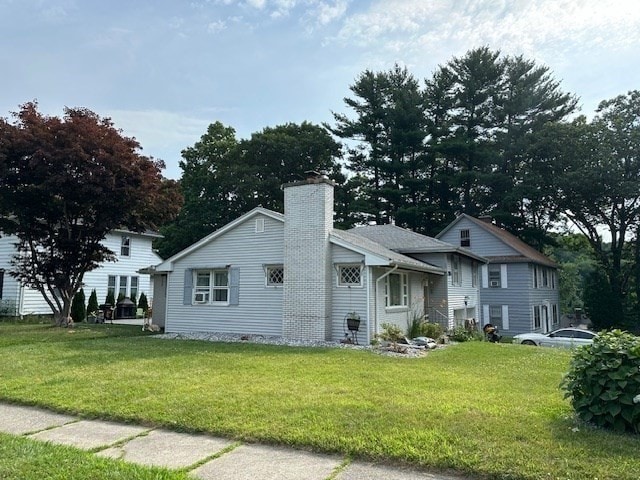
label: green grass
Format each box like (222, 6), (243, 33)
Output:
(0, 433), (191, 480)
(1, 323), (639, 479)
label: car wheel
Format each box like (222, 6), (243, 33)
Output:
(522, 340), (537, 346)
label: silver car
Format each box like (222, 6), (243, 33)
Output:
(513, 328), (597, 348)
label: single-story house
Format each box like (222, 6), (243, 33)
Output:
(148, 174), (486, 343)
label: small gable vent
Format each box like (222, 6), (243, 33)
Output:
(255, 217), (265, 233)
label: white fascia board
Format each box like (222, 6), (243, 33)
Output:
(157, 207), (284, 270)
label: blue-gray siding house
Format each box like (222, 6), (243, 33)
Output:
(437, 214), (560, 335)
(149, 175), (486, 342)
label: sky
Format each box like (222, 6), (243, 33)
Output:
(1, 0), (639, 180)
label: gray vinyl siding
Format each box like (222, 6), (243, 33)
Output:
(369, 268), (425, 337)
(331, 244), (368, 343)
(480, 263), (528, 333)
(480, 262), (560, 334)
(165, 214), (284, 335)
(0, 236), (20, 315)
(440, 218), (560, 335)
(528, 264), (561, 332)
(438, 217), (519, 256)
(0, 232), (159, 316)
(411, 252), (480, 330)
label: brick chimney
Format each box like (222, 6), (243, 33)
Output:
(282, 172), (335, 341)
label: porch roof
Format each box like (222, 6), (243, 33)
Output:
(331, 229), (445, 275)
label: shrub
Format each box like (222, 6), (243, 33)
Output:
(448, 325), (476, 342)
(70, 288), (86, 323)
(0, 299), (17, 317)
(138, 292), (149, 315)
(87, 289), (99, 318)
(420, 322), (444, 340)
(561, 330), (640, 433)
(105, 290), (115, 306)
(378, 323), (405, 343)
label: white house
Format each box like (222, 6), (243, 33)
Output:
(437, 214), (560, 335)
(148, 174), (486, 343)
(0, 230), (162, 316)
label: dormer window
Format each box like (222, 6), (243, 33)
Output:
(460, 229), (470, 247)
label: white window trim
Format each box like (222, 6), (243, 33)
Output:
(385, 272), (409, 309)
(264, 264), (284, 287)
(451, 255), (461, 286)
(336, 264), (363, 288)
(120, 236), (131, 257)
(193, 269), (230, 305)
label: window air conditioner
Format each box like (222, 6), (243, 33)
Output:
(490, 280), (500, 287)
(194, 292), (206, 303)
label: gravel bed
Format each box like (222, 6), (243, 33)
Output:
(153, 332), (428, 357)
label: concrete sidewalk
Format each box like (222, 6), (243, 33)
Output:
(0, 403), (467, 480)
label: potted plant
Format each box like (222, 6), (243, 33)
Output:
(346, 312), (361, 332)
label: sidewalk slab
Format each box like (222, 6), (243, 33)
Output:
(97, 429), (234, 469)
(29, 419), (147, 450)
(193, 444), (342, 480)
(0, 404), (76, 435)
(337, 461), (465, 480)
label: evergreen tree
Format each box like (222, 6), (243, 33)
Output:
(105, 290), (115, 306)
(331, 64), (428, 231)
(87, 289), (99, 318)
(70, 288), (86, 323)
(138, 292), (149, 316)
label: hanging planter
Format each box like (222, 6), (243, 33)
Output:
(346, 312), (361, 332)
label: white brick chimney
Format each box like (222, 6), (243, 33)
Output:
(282, 173), (335, 341)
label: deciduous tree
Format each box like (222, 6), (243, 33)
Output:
(544, 91), (640, 326)
(0, 102), (180, 325)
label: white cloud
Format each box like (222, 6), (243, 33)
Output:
(106, 109), (213, 178)
(314, 0), (348, 26)
(207, 19), (227, 33)
(334, 0), (640, 58)
(246, 0), (267, 9)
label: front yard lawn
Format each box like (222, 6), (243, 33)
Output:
(1, 323), (639, 479)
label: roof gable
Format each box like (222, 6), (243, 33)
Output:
(331, 229), (444, 275)
(155, 207), (284, 271)
(348, 224), (486, 262)
(437, 214), (557, 267)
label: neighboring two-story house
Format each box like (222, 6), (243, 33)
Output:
(347, 225), (486, 330)
(437, 214), (560, 335)
(0, 230), (162, 317)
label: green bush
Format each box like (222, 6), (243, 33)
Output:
(448, 325), (476, 342)
(138, 292), (149, 315)
(420, 322), (444, 340)
(378, 323), (405, 343)
(70, 288), (86, 323)
(561, 330), (640, 433)
(87, 289), (99, 317)
(105, 290), (115, 306)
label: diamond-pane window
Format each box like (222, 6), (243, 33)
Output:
(339, 265), (361, 286)
(266, 266), (283, 286)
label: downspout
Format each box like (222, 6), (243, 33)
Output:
(373, 264), (399, 338)
(18, 283), (24, 318)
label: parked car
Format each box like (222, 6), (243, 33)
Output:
(513, 328), (597, 348)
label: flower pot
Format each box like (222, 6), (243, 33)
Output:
(346, 315), (361, 332)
